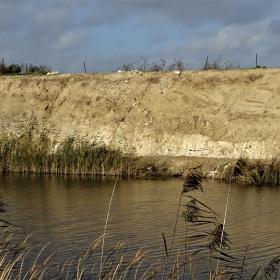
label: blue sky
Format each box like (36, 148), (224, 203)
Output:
(1, 0), (280, 72)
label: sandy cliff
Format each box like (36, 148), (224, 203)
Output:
(1, 69), (280, 160)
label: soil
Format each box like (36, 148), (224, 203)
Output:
(1, 69), (280, 176)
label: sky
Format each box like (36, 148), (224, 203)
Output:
(1, 0), (280, 73)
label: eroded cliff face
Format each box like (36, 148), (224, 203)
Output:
(1, 69), (280, 159)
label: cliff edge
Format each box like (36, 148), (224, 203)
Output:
(1, 69), (280, 161)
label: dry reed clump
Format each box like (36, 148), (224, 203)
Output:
(0, 231), (153, 280)
(0, 127), (137, 177)
(223, 157), (280, 186)
(165, 169), (280, 279)
(0, 225), (279, 279)
(178, 169), (232, 278)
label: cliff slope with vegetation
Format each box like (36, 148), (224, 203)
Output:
(0, 69), (280, 162)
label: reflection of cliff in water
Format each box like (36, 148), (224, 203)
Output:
(0, 175), (279, 277)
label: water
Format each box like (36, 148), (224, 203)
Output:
(0, 175), (279, 277)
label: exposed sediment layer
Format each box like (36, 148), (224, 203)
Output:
(1, 69), (280, 163)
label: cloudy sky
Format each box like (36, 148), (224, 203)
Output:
(1, 0), (280, 72)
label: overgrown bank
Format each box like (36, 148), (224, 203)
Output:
(2, 69), (280, 181)
(224, 158), (280, 186)
(0, 127), (136, 176)
(1, 69), (280, 161)
(1, 126), (280, 186)
(0, 126), (182, 177)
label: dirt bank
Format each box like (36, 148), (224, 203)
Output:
(1, 69), (280, 175)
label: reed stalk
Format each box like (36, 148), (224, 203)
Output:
(0, 128), (137, 177)
(99, 175), (119, 279)
(214, 178), (231, 278)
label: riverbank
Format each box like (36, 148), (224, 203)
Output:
(1, 128), (280, 186)
(1, 69), (280, 159)
(0, 125), (241, 178)
(1, 69), (280, 180)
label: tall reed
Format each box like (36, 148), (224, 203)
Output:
(224, 157), (280, 186)
(0, 127), (137, 176)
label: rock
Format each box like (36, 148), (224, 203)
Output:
(174, 70), (181, 75)
(47, 71), (60, 75)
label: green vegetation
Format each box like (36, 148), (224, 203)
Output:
(0, 126), (136, 176)
(2, 126), (280, 185)
(0, 59), (51, 75)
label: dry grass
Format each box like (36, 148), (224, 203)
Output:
(0, 126), (138, 177)
(0, 231), (152, 280)
(222, 157), (280, 186)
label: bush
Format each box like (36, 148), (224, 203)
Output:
(0, 58), (51, 75)
(118, 58), (186, 72)
(168, 58), (185, 71)
(149, 59), (167, 72)
(204, 55), (240, 70)
(0, 59), (22, 74)
(25, 64), (51, 74)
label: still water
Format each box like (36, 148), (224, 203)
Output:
(0, 175), (279, 277)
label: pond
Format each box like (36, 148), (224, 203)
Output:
(0, 175), (279, 278)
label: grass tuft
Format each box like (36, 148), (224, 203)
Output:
(227, 157), (280, 186)
(0, 127), (137, 177)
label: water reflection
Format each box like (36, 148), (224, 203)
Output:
(0, 175), (279, 275)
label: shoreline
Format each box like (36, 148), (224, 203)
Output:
(1, 153), (279, 186)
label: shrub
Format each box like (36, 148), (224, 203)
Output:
(168, 58), (185, 71)
(0, 59), (22, 74)
(25, 64), (51, 74)
(0, 58), (51, 75)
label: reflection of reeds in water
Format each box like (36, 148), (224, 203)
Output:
(0, 127), (137, 176)
(0, 173), (279, 279)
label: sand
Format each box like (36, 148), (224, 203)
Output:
(1, 69), (280, 167)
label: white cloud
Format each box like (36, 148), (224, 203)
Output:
(1, 1), (280, 71)
(53, 31), (87, 51)
(186, 19), (274, 66)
